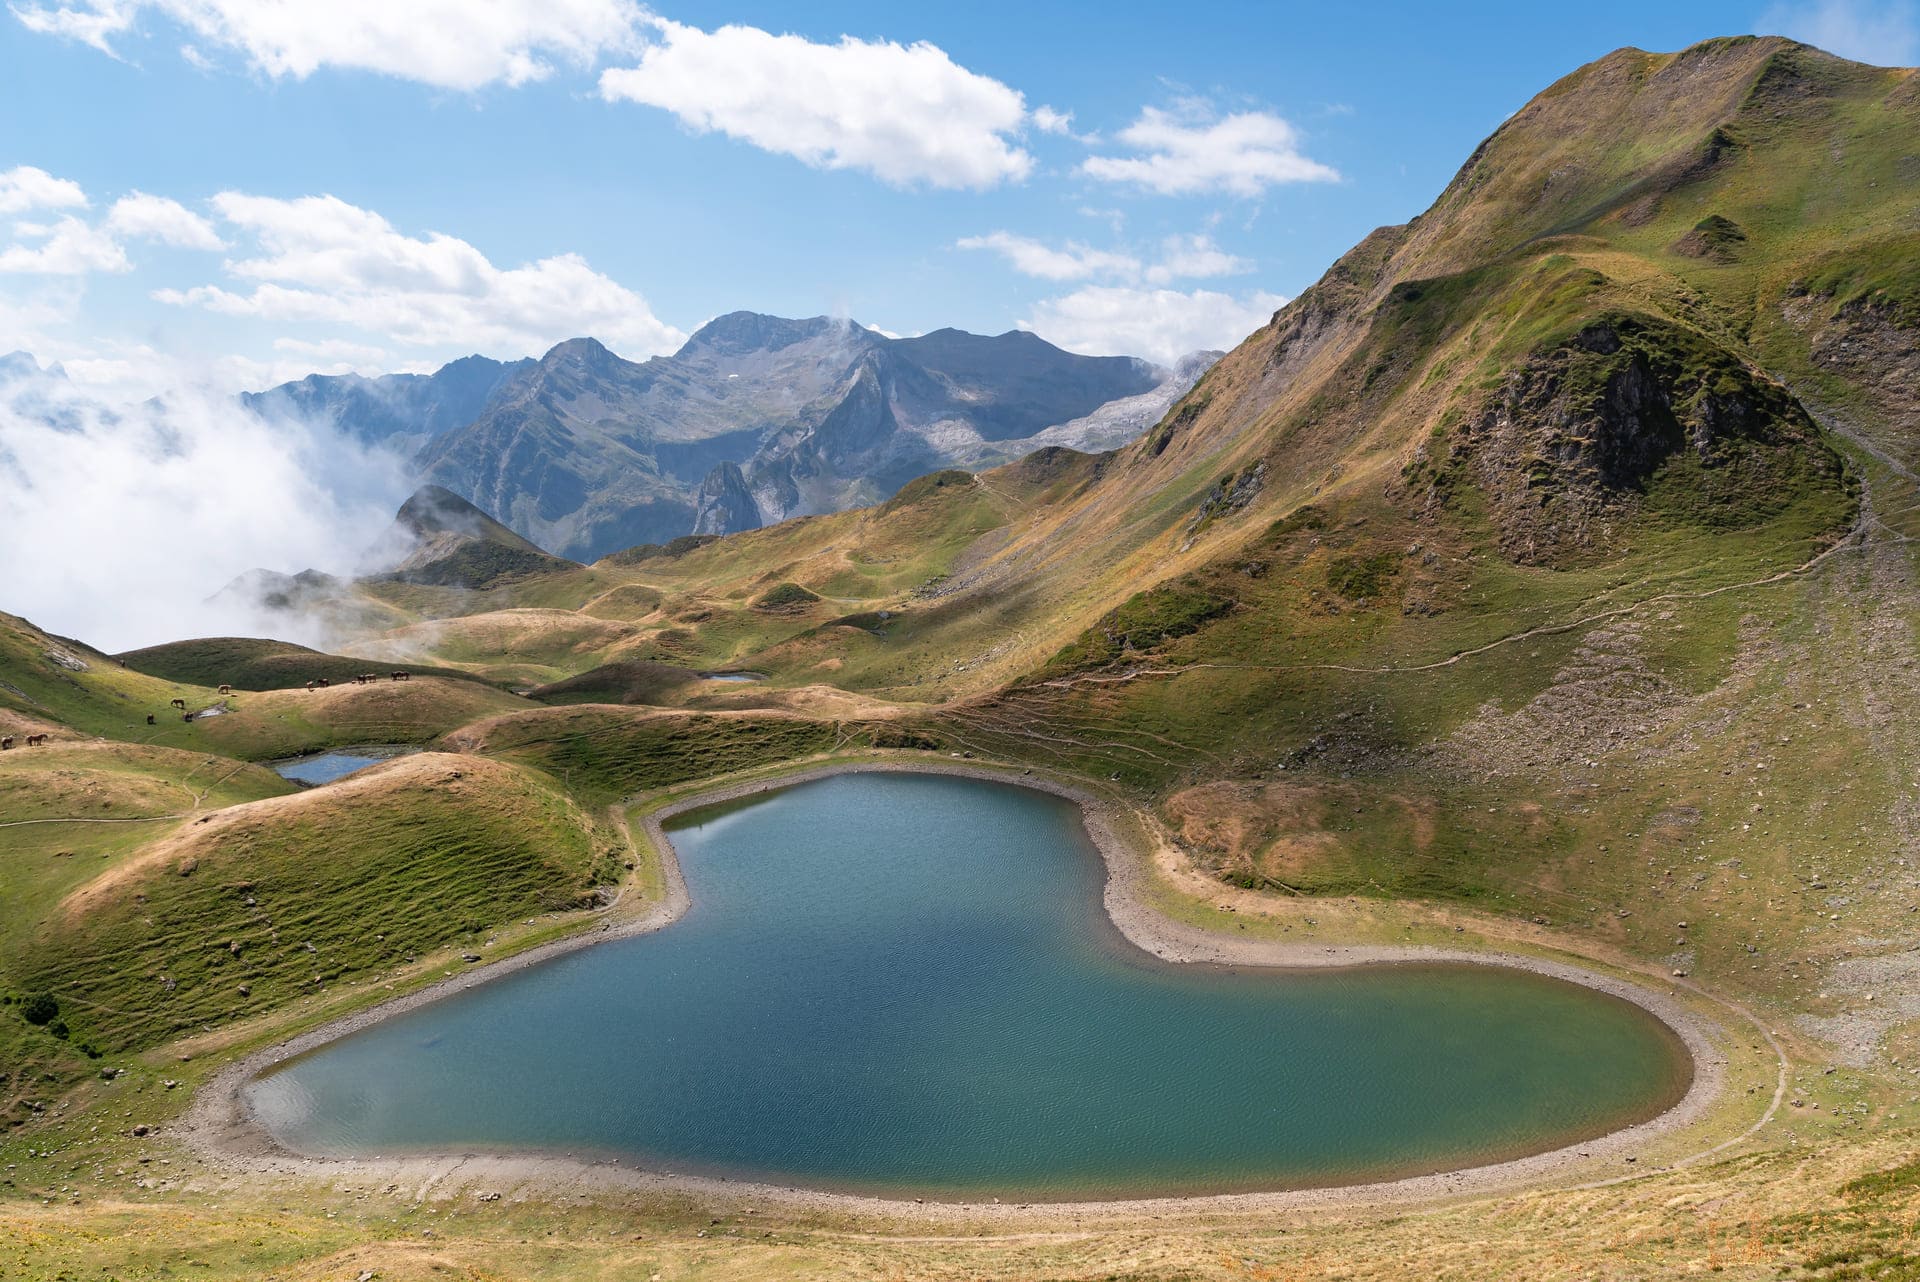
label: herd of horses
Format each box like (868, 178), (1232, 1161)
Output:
(4, 670), (415, 745)
(304, 671), (410, 690)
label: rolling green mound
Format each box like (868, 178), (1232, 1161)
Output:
(116, 635), (504, 692)
(0, 611), (226, 745)
(189, 678), (535, 760)
(449, 704), (855, 804)
(0, 742), (292, 1121)
(526, 659), (703, 706)
(16, 753), (616, 1055)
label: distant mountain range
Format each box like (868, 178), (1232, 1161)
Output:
(241, 314), (1221, 561)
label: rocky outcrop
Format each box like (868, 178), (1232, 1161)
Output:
(690, 462), (762, 535)
(1449, 315), (1841, 563)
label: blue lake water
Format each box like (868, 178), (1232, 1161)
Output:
(271, 748), (409, 786)
(247, 771), (1689, 1198)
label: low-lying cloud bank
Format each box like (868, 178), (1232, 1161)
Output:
(0, 357), (409, 652)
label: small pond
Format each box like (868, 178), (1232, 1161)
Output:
(271, 746), (414, 787)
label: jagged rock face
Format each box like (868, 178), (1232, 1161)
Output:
(691, 462), (762, 535)
(243, 315), (1199, 559)
(240, 355), (530, 455)
(392, 317), (1174, 559)
(1785, 291), (1920, 437)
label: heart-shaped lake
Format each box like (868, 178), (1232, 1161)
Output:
(246, 770), (1691, 1199)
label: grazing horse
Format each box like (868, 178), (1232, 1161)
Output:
(182, 712), (194, 723)
(391, 670), (410, 682)
(317, 677), (330, 688)
(218, 684), (231, 695)
(146, 714), (156, 725)
(25, 734), (45, 746)
(0, 737), (12, 750)
(169, 698), (186, 710)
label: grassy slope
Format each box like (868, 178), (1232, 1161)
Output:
(116, 635), (501, 692)
(17, 753), (616, 1055)
(0, 743), (292, 1123)
(0, 613), (530, 759)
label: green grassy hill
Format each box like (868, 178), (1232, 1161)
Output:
(19, 753), (615, 1055)
(117, 635), (506, 692)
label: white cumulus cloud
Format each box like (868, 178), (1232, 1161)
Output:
(958, 230), (1250, 287)
(956, 231), (1140, 281)
(1031, 105), (1074, 134)
(1022, 285), (1286, 365)
(104, 191), (224, 249)
(11, 0), (646, 90)
(599, 17), (1034, 189)
(1144, 233), (1250, 284)
(1082, 103), (1339, 197)
(152, 191), (684, 358)
(1757, 0), (1920, 65)
(0, 165), (89, 215)
(0, 216), (129, 275)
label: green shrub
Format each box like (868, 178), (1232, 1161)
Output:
(1325, 551), (1401, 600)
(754, 582), (822, 611)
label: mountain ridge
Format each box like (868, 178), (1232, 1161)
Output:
(243, 315), (1216, 560)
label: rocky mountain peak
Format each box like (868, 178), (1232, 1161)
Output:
(678, 311), (864, 359)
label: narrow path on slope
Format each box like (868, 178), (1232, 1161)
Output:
(1040, 513), (1877, 691)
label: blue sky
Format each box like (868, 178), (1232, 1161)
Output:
(1, 0), (1915, 393)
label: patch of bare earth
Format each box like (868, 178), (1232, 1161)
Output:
(1435, 619), (1690, 777)
(1794, 488), (1920, 1064)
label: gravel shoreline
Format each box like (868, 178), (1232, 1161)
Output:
(180, 757), (1770, 1220)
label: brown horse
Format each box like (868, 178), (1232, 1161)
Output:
(0, 737), (12, 750)
(169, 698), (186, 710)
(391, 670), (410, 681)
(182, 712), (194, 723)
(146, 714), (156, 725)
(25, 734), (45, 746)
(218, 684), (231, 695)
